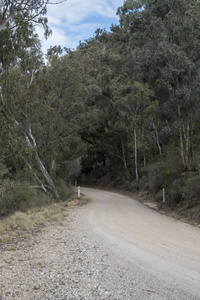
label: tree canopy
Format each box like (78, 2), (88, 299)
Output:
(1, 0), (200, 222)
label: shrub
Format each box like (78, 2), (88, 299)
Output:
(0, 182), (54, 216)
(146, 161), (165, 193)
(0, 163), (8, 180)
(183, 174), (200, 200)
(55, 179), (73, 201)
(167, 173), (200, 207)
(155, 189), (164, 202)
(145, 144), (182, 196)
(0, 182), (37, 215)
(15, 167), (35, 183)
(168, 177), (185, 205)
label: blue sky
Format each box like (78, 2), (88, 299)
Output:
(37, 0), (124, 54)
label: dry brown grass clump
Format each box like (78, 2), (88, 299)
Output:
(0, 200), (69, 242)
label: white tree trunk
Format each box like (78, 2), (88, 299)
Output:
(34, 152), (58, 197)
(25, 160), (47, 193)
(24, 126), (58, 197)
(153, 122), (162, 155)
(134, 128), (139, 182)
(121, 140), (128, 171)
(178, 105), (186, 170)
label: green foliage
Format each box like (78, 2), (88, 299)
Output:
(183, 175), (200, 201)
(0, 182), (54, 216)
(168, 178), (185, 205)
(0, 163), (8, 180)
(145, 143), (182, 195)
(15, 168), (35, 183)
(167, 174), (200, 207)
(0, 183), (37, 215)
(55, 179), (73, 201)
(1, 0), (200, 219)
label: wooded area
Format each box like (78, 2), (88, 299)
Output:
(1, 0), (200, 222)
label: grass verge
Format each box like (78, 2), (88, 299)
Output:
(0, 201), (67, 242)
(0, 193), (90, 243)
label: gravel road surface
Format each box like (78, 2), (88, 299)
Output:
(0, 188), (200, 299)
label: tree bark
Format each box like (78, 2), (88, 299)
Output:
(178, 105), (191, 171)
(121, 138), (129, 179)
(153, 122), (162, 155)
(24, 126), (59, 197)
(134, 128), (139, 182)
(143, 152), (146, 168)
(34, 152), (58, 197)
(141, 127), (147, 168)
(25, 160), (47, 193)
(122, 142), (128, 171)
(185, 124), (191, 171)
(178, 105), (186, 170)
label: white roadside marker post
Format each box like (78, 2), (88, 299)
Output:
(163, 188), (165, 203)
(78, 186), (80, 198)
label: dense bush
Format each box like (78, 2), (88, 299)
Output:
(145, 145), (183, 198)
(0, 182), (37, 215)
(168, 177), (185, 205)
(146, 161), (165, 193)
(183, 175), (200, 201)
(55, 179), (73, 200)
(159, 173), (200, 207)
(0, 182), (53, 216)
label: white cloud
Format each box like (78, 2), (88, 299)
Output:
(37, 25), (71, 53)
(47, 0), (121, 24)
(66, 22), (103, 33)
(37, 0), (123, 54)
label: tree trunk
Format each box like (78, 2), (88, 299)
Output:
(153, 122), (162, 155)
(34, 152), (58, 197)
(141, 127), (146, 168)
(121, 138), (129, 179)
(185, 124), (191, 171)
(24, 127), (59, 197)
(25, 160), (47, 193)
(143, 152), (146, 168)
(122, 141), (128, 171)
(51, 159), (56, 171)
(178, 105), (186, 170)
(134, 128), (139, 182)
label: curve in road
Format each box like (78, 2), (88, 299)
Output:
(82, 188), (200, 299)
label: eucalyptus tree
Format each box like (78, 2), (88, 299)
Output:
(36, 47), (87, 181)
(115, 80), (155, 181)
(0, 0), (69, 195)
(0, 35), (60, 194)
(116, 0), (200, 172)
(0, 0), (66, 32)
(143, 0), (200, 171)
(0, 0), (68, 76)
(76, 27), (152, 182)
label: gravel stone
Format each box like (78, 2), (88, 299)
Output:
(0, 201), (199, 300)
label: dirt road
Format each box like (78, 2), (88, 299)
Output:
(1, 188), (200, 299)
(82, 188), (200, 299)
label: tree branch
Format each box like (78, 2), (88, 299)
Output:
(0, 0), (67, 31)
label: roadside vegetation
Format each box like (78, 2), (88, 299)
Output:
(0, 178), (76, 242)
(1, 0), (200, 225)
(0, 201), (68, 242)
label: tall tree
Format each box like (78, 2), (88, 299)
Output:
(0, 0), (66, 32)
(116, 0), (200, 171)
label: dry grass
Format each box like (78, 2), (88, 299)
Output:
(0, 200), (70, 242)
(0, 193), (90, 243)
